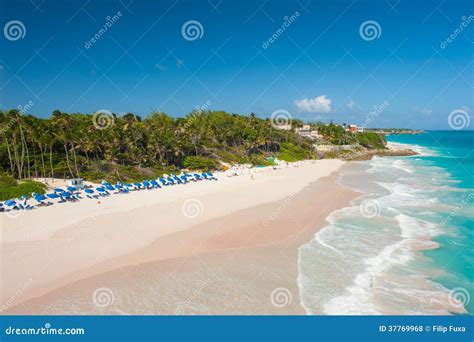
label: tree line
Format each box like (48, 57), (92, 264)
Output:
(0, 109), (315, 182)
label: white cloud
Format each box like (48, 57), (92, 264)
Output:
(294, 95), (332, 113)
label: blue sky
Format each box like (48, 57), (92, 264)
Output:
(0, 0), (472, 129)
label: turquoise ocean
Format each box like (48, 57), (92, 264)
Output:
(298, 131), (473, 315)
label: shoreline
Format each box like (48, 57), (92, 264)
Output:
(299, 141), (469, 315)
(2, 159), (356, 314)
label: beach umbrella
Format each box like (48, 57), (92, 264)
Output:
(167, 177), (174, 184)
(46, 193), (60, 199)
(54, 188), (64, 193)
(34, 194), (47, 202)
(61, 192), (72, 198)
(96, 187), (106, 192)
(105, 184), (115, 191)
(142, 181), (150, 188)
(5, 199), (17, 207)
(134, 182), (142, 188)
(84, 188), (94, 194)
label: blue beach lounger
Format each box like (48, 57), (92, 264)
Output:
(114, 183), (126, 193)
(96, 187), (108, 196)
(105, 184), (116, 192)
(150, 179), (161, 188)
(5, 199), (20, 210)
(46, 193), (65, 203)
(34, 194), (51, 206)
(207, 172), (218, 180)
(84, 188), (95, 199)
(67, 186), (82, 199)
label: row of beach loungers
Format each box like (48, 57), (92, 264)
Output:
(0, 172), (217, 213)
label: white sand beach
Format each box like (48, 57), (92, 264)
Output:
(1, 159), (355, 314)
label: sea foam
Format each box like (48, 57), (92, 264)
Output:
(298, 145), (467, 315)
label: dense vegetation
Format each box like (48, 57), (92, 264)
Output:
(355, 132), (386, 149)
(0, 109), (387, 199)
(0, 175), (46, 201)
(316, 123), (386, 148)
(0, 109), (316, 184)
